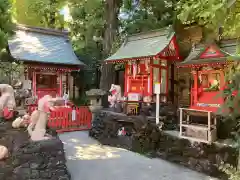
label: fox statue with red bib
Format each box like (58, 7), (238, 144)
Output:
(27, 95), (64, 141)
(108, 84), (122, 108)
(0, 84), (16, 160)
(0, 84), (16, 120)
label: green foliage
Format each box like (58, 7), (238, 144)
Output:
(69, 0), (105, 87)
(176, 0), (240, 37)
(69, 0), (104, 52)
(71, 95), (89, 106)
(13, 0), (66, 28)
(219, 163), (240, 180)
(0, 0), (14, 50)
(121, 0), (174, 34)
(221, 63), (240, 118)
(219, 61), (240, 170)
(0, 60), (24, 84)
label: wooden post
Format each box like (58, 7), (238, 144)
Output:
(59, 72), (63, 97)
(73, 75), (76, 100)
(192, 70), (198, 105)
(32, 71), (37, 97)
(179, 108), (183, 137)
(66, 72), (69, 93)
(154, 83), (161, 125)
(186, 115), (190, 124)
(171, 64), (175, 103)
(208, 111), (211, 142)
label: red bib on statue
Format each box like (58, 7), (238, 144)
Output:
(111, 89), (117, 95)
(3, 108), (14, 120)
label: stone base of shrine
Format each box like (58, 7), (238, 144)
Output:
(0, 121), (70, 180)
(89, 110), (237, 179)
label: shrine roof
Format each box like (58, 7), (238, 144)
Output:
(8, 24), (85, 66)
(105, 28), (175, 62)
(177, 39), (238, 67)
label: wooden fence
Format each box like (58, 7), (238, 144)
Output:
(28, 105), (92, 133)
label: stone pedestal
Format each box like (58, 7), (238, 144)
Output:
(86, 89), (106, 120)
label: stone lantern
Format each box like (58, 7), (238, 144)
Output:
(86, 89), (106, 119)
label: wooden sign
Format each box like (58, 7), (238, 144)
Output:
(128, 93), (141, 101)
(154, 83), (161, 94)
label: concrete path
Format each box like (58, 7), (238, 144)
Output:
(59, 131), (217, 180)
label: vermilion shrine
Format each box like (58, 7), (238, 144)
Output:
(5, 24), (92, 133)
(177, 39), (237, 143)
(8, 24), (84, 103)
(105, 29), (181, 114)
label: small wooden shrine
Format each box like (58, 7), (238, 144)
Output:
(177, 39), (237, 143)
(105, 28), (182, 114)
(8, 24), (85, 104)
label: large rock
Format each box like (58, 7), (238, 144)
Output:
(89, 110), (237, 179)
(0, 121), (70, 180)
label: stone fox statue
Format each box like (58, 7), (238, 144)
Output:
(27, 95), (64, 141)
(0, 84), (16, 119)
(108, 84), (122, 108)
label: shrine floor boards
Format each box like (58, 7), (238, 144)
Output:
(59, 131), (218, 180)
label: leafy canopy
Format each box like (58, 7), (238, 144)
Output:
(13, 0), (66, 28)
(176, 0), (240, 37)
(121, 0), (174, 34)
(0, 0), (13, 50)
(68, 0), (105, 86)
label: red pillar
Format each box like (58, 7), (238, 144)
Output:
(66, 72), (69, 93)
(32, 71), (37, 97)
(124, 64), (129, 96)
(192, 70), (198, 105)
(59, 72), (63, 97)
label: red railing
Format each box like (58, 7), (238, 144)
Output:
(27, 105), (92, 133)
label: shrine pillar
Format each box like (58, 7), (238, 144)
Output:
(191, 70), (198, 105)
(58, 72), (63, 97)
(66, 72), (69, 93)
(32, 71), (37, 97)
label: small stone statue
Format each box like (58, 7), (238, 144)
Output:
(0, 84), (16, 120)
(27, 95), (64, 141)
(12, 114), (30, 128)
(0, 145), (8, 160)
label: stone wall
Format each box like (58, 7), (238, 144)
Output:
(90, 111), (237, 179)
(0, 121), (70, 180)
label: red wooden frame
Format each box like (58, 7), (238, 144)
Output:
(25, 63), (81, 72)
(158, 36), (181, 61)
(107, 35), (181, 103)
(124, 59), (169, 101)
(28, 67), (67, 100)
(28, 105), (92, 133)
(200, 45), (225, 59)
(190, 69), (224, 112)
(36, 88), (58, 99)
(105, 35), (182, 64)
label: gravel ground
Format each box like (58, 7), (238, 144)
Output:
(59, 131), (218, 180)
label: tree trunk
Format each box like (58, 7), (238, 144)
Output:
(238, 149), (240, 170)
(100, 0), (122, 91)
